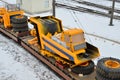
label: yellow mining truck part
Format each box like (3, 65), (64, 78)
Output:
(0, 2), (29, 36)
(28, 16), (100, 75)
(0, 5), (24, 28)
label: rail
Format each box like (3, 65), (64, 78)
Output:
(107, 0), (120, 3)
(56, 3), (120, 20)
(72, 0), (120, 14)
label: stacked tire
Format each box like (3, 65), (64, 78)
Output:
(96, 57), (120, 80)
(11, 15), (28, 32)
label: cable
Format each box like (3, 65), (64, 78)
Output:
(73, 11), (93, 44)
(57, 0), (93, 44)
(72, 11), (85, 29)
(61, 0), (81, 28)
(70, 11), (80, 28)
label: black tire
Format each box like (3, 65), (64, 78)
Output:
(96, 57), (120, 79)
(13, 27), (28, 32)
(12, 22), (28, 28)
(96, 71), (120, 80)
(71, 60), (94, 75)
(96, 72), (113, 80)
(11, 15), (28, 24)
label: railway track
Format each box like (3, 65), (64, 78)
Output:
(56, 3), (120, 20)
(72, 0), (120, 14)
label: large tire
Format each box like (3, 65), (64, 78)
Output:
(96, 57), (120, 79)
(11, 15), (28, 24)
(71, 61), (94, 75)
(96, 71), (120, 80)
(13, 27), (28, 32)
(12, 22), (28, 28)
(96, 72), (115, 80)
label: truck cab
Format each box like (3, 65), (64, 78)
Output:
(61, 29), (86, 52)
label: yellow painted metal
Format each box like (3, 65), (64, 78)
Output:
(29, 17), (45, 50)
(0, 8), (7, 15)
(28, 16), (100, 67)
(105, 60), (120, 69)
(60, 28), (85, 52)
(43, 40), (69, 59)
(0, 18), (3, 23)
(80, 62), (89, 67)
(63, 29), (84, 36)
(0, 7), (24, 28)
(42, 34), (71, 60)
(8, 10), (24, 16)
(40, 49), (71, 66)
(28, 37), (38, 45)
(30, 28), (36, 37)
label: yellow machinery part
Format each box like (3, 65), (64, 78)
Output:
(0, 8), (7, 15)
(3, 12), (11, 28)
(0, 7), (24, 28)
(0, 18), (3, 23)
(28, 16), (100, 68)
(28, 37), (38, 45)
(105, 60), (120, 69)
(40, 50), (72, 66)
(30, 28), (36, 37)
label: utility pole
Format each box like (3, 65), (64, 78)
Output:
(53, 0), (55, 16)
(109, 0), (115, 26)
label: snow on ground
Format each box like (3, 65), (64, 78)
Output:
(0, 34), (60, 80)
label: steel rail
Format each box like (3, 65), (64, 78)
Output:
(56, 3), (120, 20)
(107, 0), (120, 3)
(72, 0), (120, 14)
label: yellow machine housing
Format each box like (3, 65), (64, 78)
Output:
(28, 16), (100, 67)
(0, 6), (23, 28)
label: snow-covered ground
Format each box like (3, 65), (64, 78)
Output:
(0, 34), (60, 80)
(0, 0), (120, 80)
